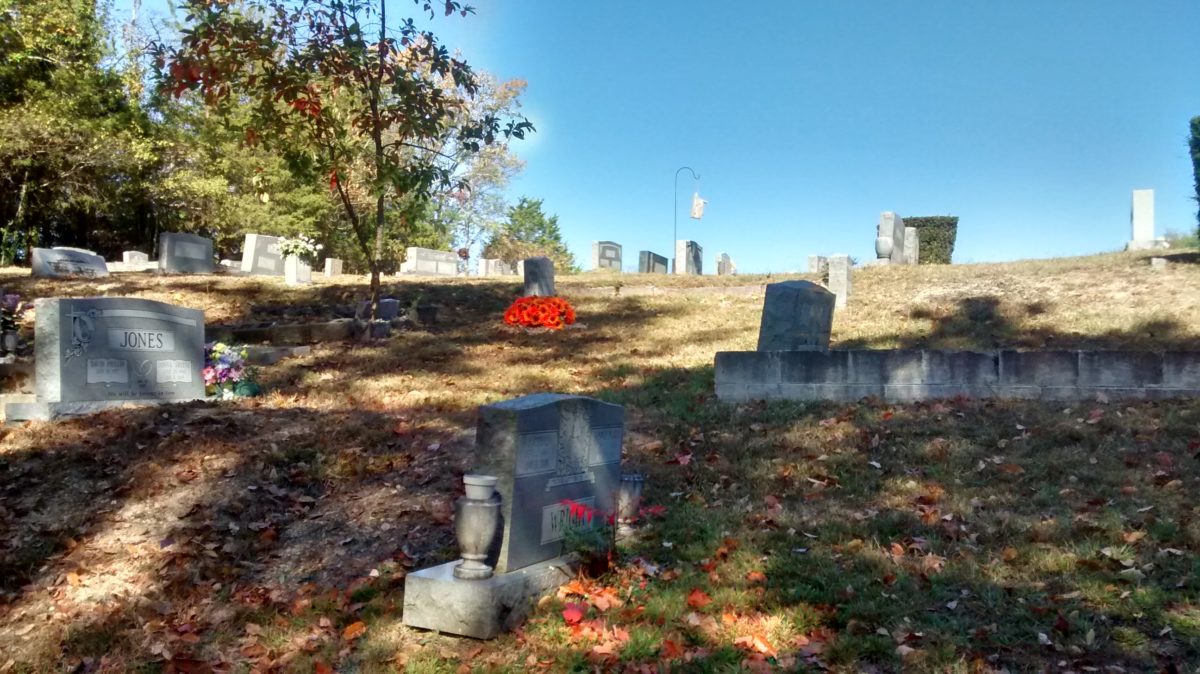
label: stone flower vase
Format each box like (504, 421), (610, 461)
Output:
(454, 474), (500, 580)
(616, 473), (645, 537)
(874, 236), (893, 259)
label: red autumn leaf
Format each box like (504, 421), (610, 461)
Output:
(562, 602), (587, 625)
(667, 452), (692, 466)
(686, 588), (712, 609)
(881, 410), (894, 421)
(640, 504), (668, 518)
(315, 663), (334, 674)
(661, 638), (684, 659)
(745, 571), (767, 585)
(342, 621), (367, 641)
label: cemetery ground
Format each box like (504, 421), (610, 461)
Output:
(1, 250), (1200, 672)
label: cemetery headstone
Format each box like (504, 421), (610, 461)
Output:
(241, 234), (285, 276)
(590, 241), (623, 271)
(716, 252), (735, 276)
(756, 280), (835, 351)
(284, 256), (312, 285)
(874, 212), (906, 264)
(1150, 257), (1168, 270)
(523, 257), (555, 297)
(31, 248), (109, 279)
(1126, 189), (1166, 250)
(674, 240), (703, 275)
(903, 226), (919, 265)
(808, 255), (828, 275)
(324, 258), (344, 277)
(638, 251), (668, 274)
(53, 246), (99, 256)
(357, 298), (401, 320)
(158, 232), (215, 274)
(473, 393), (624, 572)
(479, 258), (514, 277)
(827, 254), (851, 309)
(402, 393), (624, 638)
(123, 251), (149, 265)
(399, 247), (459, 276)
(4, 297), (205, 420)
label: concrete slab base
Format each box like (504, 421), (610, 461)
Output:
(403, 556), (575, 639)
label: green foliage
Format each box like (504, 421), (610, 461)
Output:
(1189, 116), (1200, 234)
(905, 216), (959, 264)
(482, 197), (578, 272)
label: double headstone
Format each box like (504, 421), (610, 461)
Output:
(158, 232), (215, 274)
(827, 254), (851, 309)
(241, 234), (285, 276)
(874, 212), (906, 264)
(590, 241), (623, 271)
(479, 258), (514, 277)
(638, 251), (668, 274)
(31, 248), (109, 279)
(674, 240), (702, 275)
(523, 257), (555, 297)
(756, 280), (835, 351)
(399, 247), (458, 276)
(716, 252), (735, 276)
(403, 393), (625, 639)
(4, 297), (205, 420)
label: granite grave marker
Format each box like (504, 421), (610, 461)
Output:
(674, 240), (702, 275)
(159, 232), (215, 274)
(241, 234), (285, 276)
(523, 257), (555, 297)
(637, 251), (668, 274)
(399, 247), (458, 276)
(590, 241), (623, 271)
(31, 248), (109, 279)
(756, 280), (835, 352)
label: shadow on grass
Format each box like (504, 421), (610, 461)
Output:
(839, 294), (1200, 351)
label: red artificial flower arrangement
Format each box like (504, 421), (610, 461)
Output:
(503, 295), (576, 330)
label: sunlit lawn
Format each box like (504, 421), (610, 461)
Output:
(0, 249), (1199, 672)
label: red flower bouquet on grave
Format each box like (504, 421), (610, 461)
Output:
(503, 296), (576, 330)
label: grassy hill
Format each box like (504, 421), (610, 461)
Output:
(0, 249), (1198, 672)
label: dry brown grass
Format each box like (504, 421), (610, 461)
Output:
(0, 249), (1198, 672)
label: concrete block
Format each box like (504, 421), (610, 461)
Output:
(403, 557), (575, 639)
(1163, 352), (1200, 388)
(1078, 351), (1162, 389)
(999, 351), (1078, 387)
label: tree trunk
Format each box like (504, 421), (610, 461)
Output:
(370, 193), (385, 320)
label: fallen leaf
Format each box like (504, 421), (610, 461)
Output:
(315, 663), (334, 674)
(661, 638), (684, 659)
(998, 463), (1025, 475)
(561, 603), (586, 625)
(686, 588), (712, 609)
(342, 621), (367, 641)
(1002, 547), (1019, 562)
(745, 571), (767, 585)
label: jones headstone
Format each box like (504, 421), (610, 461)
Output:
(31, 248), (109, 279)
(756, 280), (835, 352)
(399, 247), (458, 276)
(903, 227), (919, 265)
(674, 240), (702, 275)
(590, 241), (623, 271)
(158, 232), (215, 274)
(827, 254), (851, 309)
(241, 234), (285, 276)
(808, 256), (828, 275)
(523, 257), (555, 297)
(4, 297), (205, 420)
(875, 212), (906, 264)
(473, 393), (624, 573)
(324, 258), (344, 277)
(638, 251), (668, 274)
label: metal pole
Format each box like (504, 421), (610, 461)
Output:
(673, 166), (698, 274)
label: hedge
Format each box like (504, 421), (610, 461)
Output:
(905, 216), (958, 264)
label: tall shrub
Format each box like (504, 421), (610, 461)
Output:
(905, 216), (958, 264)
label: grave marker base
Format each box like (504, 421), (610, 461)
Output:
(402, 556), (576, 639)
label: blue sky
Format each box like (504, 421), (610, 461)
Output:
(140, 1), (1200, 273)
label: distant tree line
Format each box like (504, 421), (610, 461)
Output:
(0, 0), (576, 289)
(1190, 116), (1200, 236)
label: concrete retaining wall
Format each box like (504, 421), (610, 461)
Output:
(714, 350), (1200, 403)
